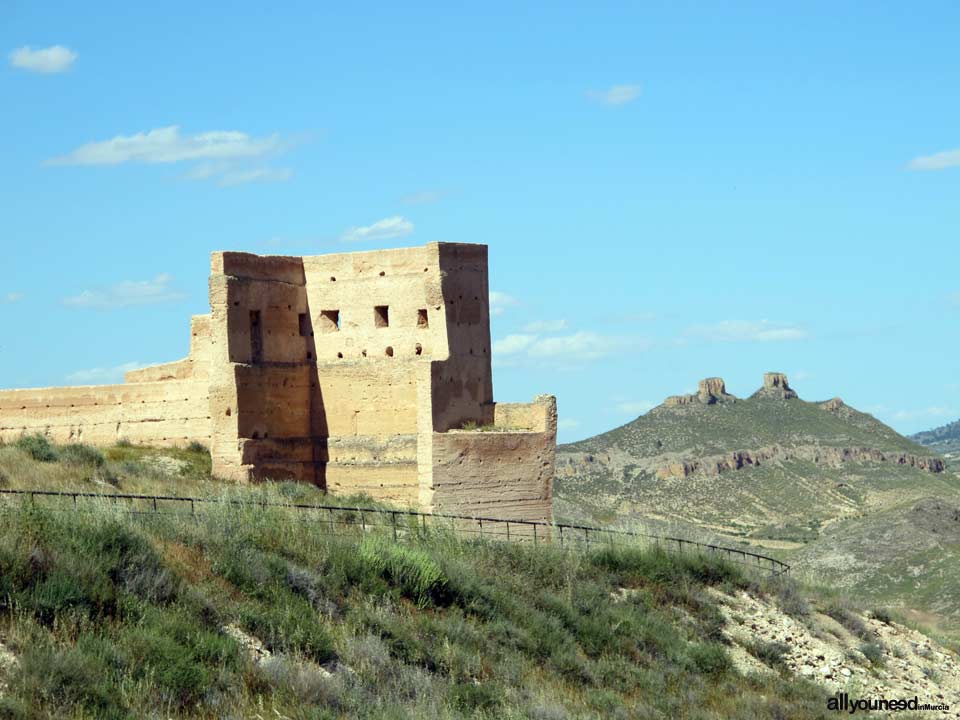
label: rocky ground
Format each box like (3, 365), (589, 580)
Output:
(713, 588), (959, 717)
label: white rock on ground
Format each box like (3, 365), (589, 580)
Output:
(709, 588), (960, 718)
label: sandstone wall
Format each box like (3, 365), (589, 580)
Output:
(428, 396), (556, 522)
(0, 379), (210, 446)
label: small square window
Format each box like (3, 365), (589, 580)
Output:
(319, 310), (340, 333)
(374, 305), (389, 328)
(417, 308), (428, 328)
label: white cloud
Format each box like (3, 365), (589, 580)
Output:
(527, 331), (621, 361)
(588, 84), (641, 106)
(63, 273), (186, 309)
(557, 418), (580, 431)
(522, 319), (567, 333)
(685, 320), (809, 343)
(494, 329), (640, 367)
(615, 400), (656, 416)
(489, 291), (518, 316)
(66, 361), (150, 385)
(493, 334), (538, 355)
(47, 125), (283, 167)
(339, 216), (414, 243)
(907, 148), (960, 171)
(401, 190), (445, 205)
(9, 45), (77, 73)
(2, 292), (24, 303)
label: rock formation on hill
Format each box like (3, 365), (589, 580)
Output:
(664, 377), (737, 407)
(751, 372), (798, 400)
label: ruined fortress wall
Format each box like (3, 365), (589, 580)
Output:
(0, 310), (211, 446)
(0, 379), (211, 446)
(428, 396), (556, 522)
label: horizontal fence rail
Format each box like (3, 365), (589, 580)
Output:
(0, 488), (789, 576)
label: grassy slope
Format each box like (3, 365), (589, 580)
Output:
(0, 443), (839, 720)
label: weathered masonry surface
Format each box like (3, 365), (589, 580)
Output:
(0, 243), (556, 521)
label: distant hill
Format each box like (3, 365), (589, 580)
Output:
(555, 373), (960, 633)
(912, 418), (960, 462)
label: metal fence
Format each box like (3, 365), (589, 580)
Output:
(0, 488), (789, 576)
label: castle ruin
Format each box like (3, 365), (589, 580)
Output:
(0, 243), (557, 521)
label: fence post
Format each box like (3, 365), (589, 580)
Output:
(533, 524), (538, 547)
(506, 521), (510, 542)
(191, 499), (195, 515)
(153, 497), (158, 513)
(391, 511), (398, 541)
(559, 525), (564, 547)
(422, 514), (427, 537)
(73, 494), (78, 510)
(584, 527), (589, 544)
(479, 518), (483, 539)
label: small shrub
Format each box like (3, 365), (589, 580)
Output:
(115, 438), (132, 448)
(15, 435), (58, 462)
(10, 643), (125, 719)
(259, 656), (343, 707)
(765, 576), (810, 619)
(240, 601), (335, 664)
(186, 441), (208, 454)
(869, 607), (894, 625)
(684, 642), (731, 676)
(823, 600), (870, 640)
(859, 641), (885, 667)
(359, 536), (448, 606)
(746, 640), (790, 671)
(450, 680), (503, 713)
(58, 443), (106, 467)
(0, 467), (8, 488)
(0, 696), (27, 720)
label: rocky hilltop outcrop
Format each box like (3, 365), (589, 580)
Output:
(664, 377), (737, 407)
(751, 372), (798, 400)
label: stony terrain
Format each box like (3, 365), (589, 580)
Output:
(556, 373), (960, 634)
(713, 589), (959, 716)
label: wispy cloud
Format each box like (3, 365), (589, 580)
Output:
(63, 273), (186, 309)
(492, 334), (538, 355)
(907, 148), (960, 171)
(685, 320), (809, 343)
(1, 292), (24, 304)
(9, 45), (77, 73)
(45, 125), (294, 186)
(339, 216), (414, 243)
(401, 190), (445, 205)
(489, 291), (519, 316)
(614, 399), (656, 416)
(66, 361), (150, 385)
(494, 329), (644, 366)
(587, 84), (641, 106)
(522, 319), (567, 333)
(48, 125), (283, 166)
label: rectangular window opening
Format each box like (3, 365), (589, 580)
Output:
(374, 305), (389, 328)
(319, 310), (340, 333)
(298, 313), (310, 337)
(417, 308), (429, 328)
(249, 310), (263, 363)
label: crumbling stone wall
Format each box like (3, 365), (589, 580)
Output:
(0, 242), (556, 521)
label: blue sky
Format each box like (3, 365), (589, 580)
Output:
(1, 1), (958, 443)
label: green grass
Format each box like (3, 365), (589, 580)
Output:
(0, 491), (839, 718)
